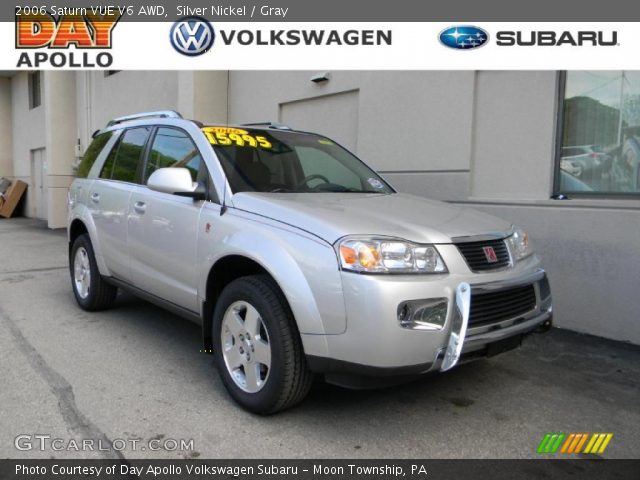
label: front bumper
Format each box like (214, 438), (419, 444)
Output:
(305, 258), (552, 383)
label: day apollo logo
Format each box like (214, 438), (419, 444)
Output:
(170, 17), (215, 56)
(15, 12), (120, 67)
(439, 26), (489, 50)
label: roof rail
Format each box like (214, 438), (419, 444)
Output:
(107, 110), (183, 127)
(241, 121), (292, 130)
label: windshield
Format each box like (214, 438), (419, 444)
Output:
(203, 126), (394, 194)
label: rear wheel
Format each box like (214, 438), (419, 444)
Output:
(212, 275), (313, 414)
(70, 234), (117, 311)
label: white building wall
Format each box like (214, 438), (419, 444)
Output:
(0, 77), (12, 178)
(10, 72), (46, 217)
(5, 70), (229, 226)
(229, 70), (640, 344)
(75, 71), (181, 150)
(44, 72), (77, 228)
(73, 71), (229, 152)
(471, 71), (557, 201)
(469, 71), (640, 345)
(178, 71), (229, 123)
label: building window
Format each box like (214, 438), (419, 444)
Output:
(556, 71), (640, 197)
(28, 71), (41, 109)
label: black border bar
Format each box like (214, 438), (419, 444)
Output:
(1, 459), (639, 480)
(4, 0), (640, 22)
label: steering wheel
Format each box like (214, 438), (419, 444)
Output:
(297, 174), (331, 188)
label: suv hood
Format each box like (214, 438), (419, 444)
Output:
(231, 192), (512, 245)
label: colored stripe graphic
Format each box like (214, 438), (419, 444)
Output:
(597, 434), (613, 454)
(537, 433), (565, 454)
(560, 433), (575, 453)
(584, 433), (613, 454)
(574, 433), (589, 453)
(538, 433), (613, 455)
(561, 433), (587, 453)
(537, 433), (553, 454)
(584, 433), (598, 453)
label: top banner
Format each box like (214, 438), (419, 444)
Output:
(2, 0), (640, 22)
(3, 20), (638, 70)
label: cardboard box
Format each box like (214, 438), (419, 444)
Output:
(0, 180), (27, 218)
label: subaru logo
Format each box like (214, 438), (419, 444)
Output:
(439, 26), (489, 50)
(170, 17), (215, 56)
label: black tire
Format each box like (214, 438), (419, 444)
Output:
(69, 233), (118, 311)
(212, 275), (313, 414)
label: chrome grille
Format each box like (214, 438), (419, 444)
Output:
(469, 284), (537, 327)
(456, 238), (510, 272)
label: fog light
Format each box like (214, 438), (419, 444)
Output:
(398, 298), (449, 330)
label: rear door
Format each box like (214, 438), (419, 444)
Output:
(88, 127), (151, 281)
(127, 126), (208, 312)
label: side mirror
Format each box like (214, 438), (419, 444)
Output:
(147, 168), (205, 200)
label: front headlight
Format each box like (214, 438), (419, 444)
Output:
(507, 225), (533, 261)
(337, 237), (447, 274)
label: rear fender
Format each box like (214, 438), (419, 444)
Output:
(68, 202), (111, 277)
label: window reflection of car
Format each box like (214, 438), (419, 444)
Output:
(561, 145), (611, 178)
(611, 136), (640, 192)
(560, 159), (582, 177)
(559, 169), (593, 192)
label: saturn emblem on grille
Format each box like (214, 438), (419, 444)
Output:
(482, 246), (498, 263)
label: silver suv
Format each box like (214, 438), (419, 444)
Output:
(68, 111), (553, 413)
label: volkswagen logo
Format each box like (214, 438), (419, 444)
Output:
(439, 26), (489, 50)
(170, 17), (215, 56)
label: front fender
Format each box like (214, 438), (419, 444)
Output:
(200, 213), (347, 336)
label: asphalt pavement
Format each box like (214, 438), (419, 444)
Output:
(0, 218), (638, 459)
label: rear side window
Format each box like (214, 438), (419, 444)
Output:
(145, 127), (202, 182)
(100, 127), (151, 183)
(76, 132), (113, 178)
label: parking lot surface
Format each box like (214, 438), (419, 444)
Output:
(1, 218), (639, 459)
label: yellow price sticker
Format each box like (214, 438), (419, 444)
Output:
(202, 127), (273, 149)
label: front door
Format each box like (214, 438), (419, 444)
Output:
(127, 126), (207, 312)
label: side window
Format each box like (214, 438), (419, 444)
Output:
(99, 127), (150, 183)
(76, 131), (114, 178)
(145, 127), (203, 182)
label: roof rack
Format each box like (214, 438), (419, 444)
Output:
(107, 110), (183, 127)
(241, 122), (292, 130)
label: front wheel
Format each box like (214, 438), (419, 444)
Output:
(212, 275), (313, 414)
(70, 233), (117, 311)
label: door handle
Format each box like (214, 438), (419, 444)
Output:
(133, 201), (146, 214)
(90, 192), (100, 203)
